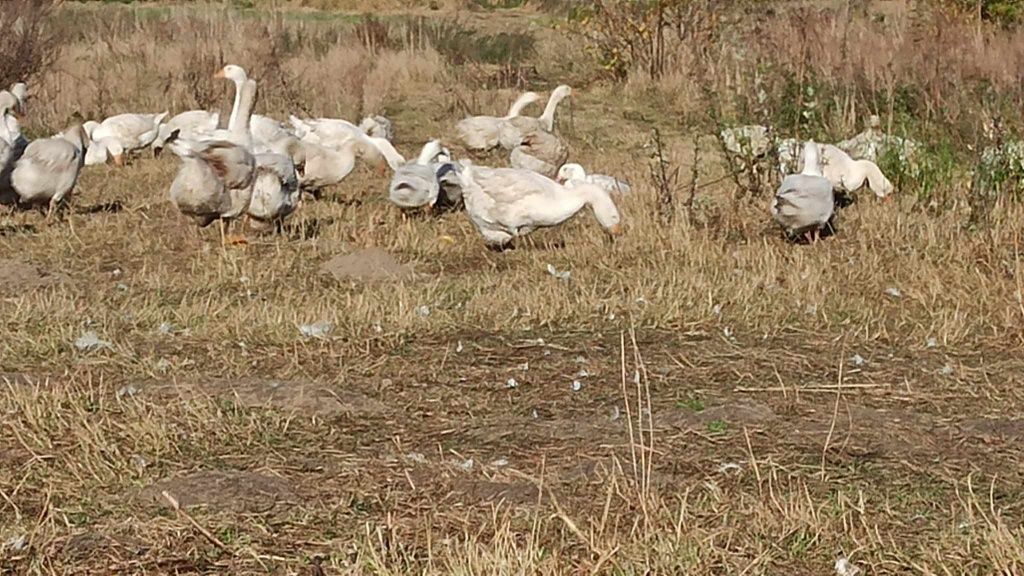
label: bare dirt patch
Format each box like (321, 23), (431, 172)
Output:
(656, 398), (777, 431)
(138, 378), (388, 418)
(961, 417), (1024, 442)
(319, 247), (414, 283)
(139, 470), (296, 513)
(0, 259), (66, 296)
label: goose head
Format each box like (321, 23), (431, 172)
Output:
(0, 91), (20, 119)
(214, 64), (248, 84)
(9, 82), (27, 114)
(82, 120), (101, 140)
(556, 163), (586, 184)
(550, 85), (572, 102)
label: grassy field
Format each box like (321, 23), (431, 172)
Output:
(2, 1), (1024, 574)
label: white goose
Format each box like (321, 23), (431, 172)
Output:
(457, 163), (622, 248)
(455, 91), (541, 151)
(296, 134), (404, 193)
(359, 115), (394, 141)
(10, 123), (88, 220)
(509, 129), (568, 178)
(238, 80), (301, 232)
(820, 143), (894, 200)
(772, 141), (834, 242)
(498, 85), (572, 150)
(153, 110), (220, 154)
(388, 140), (447, 210)
(556, 163), (631, 195)
(166, 73), (257, 245)
(85, 111), (168, 165)
(214, 64), (294, 148)
(0, 90), (27, 154)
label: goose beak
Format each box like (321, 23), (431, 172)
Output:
(112, 154), (124, 167)
(213, 68), (226, 79)
(606, 224), (623, 236)
(882, 194), (893, 204)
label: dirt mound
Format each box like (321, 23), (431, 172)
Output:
(0, 259), (66, 296)
(140, 470), (295, 513)
(319, 248), (413, 282)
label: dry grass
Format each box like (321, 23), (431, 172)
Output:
(2, 1), (1024, 574)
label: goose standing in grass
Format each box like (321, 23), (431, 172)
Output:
(10, 123), (88, 220)
(388, 139), (448, 210)
(85, 111), (168, 165)
(214, 64), (294, 148)
(248, 150), (300, 232)
(772, 141), (834, 242)
(457, 163), (622, 248)
(456, 91), (540, 151)
(509, 129), (568, 178)
(239, 80), (301, 232)
(556, 163), (631, 195)
(167, 73), (257, 246)
(497, 85), (571, 150)
(819, 143), (894, 200)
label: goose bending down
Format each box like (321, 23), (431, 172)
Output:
(772, 141), (834, 242)
(819, 143), (894, 200)
(457, 163), (622, 248)
(455, 91), (540, 151)
(167, 74), (257, 245)
(295, 133), (401, 194)
(288, 115), (386, 157)
(556, 163), (631, 195)
(84, 137), (125, 166)
(10, 123), (88, 219)
(497, 85), (572, 150)
(153, 110), (220, 154)
(509, 128), (568, 179)
(85, 111), (168, 165)
(388, 139), (450, 210)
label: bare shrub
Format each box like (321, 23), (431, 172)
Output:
(0, 0), (60, 89)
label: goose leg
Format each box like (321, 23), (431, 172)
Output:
(224, 218), (248, 246)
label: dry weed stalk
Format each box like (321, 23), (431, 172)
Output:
(646, 128), (680, 224)
(619, 328), (656, 535)
(0, 0), (60, 88)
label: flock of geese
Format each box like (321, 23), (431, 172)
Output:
(0, 63), (893, 248)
